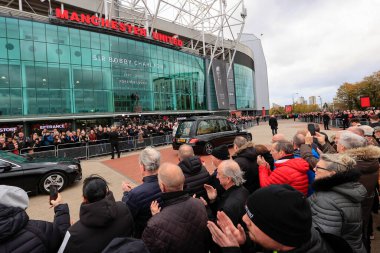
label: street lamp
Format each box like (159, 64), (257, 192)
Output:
(317, 96), (323, 110)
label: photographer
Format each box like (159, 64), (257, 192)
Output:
(0, 185), (70, 253)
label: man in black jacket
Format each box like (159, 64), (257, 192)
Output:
(204, 160), (249, 227)
(109, 126), (120, 159)
(58, 175), (134, 253)
(178, 144), (210, 199)
(0, 185), (70, 253)
(142, 163), (209, 253)
(269, 115), (278, 135)
(232, 136), (260, 194)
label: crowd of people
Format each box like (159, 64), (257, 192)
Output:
(1, 116), (380, 253)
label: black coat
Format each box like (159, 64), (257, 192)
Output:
(109, 131), (119, 143)
(210, 185), (249, 226)
(269, 117), (278, 129)
(232, 143), (260, 193)
(142, 191), (209, 253)
(178, 156), (210, 199)
(59, 192), (133, 253)
(0, 203), (70, 253)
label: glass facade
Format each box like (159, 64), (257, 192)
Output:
(0, 17), (206, 118)
(234, 64), (255, 109)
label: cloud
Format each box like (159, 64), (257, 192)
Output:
(244, 0), (380, 106)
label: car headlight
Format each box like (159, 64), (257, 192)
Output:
(68, 164), (79, 170)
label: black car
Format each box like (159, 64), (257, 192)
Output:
(0, 151), (82, 194)
(172, 116), (252, 154)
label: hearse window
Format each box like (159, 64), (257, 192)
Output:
(229, 121), (237, 131)
(176, 121), (194, 137)
(197, 120), (220, 135)
(218, 120), (231, 131)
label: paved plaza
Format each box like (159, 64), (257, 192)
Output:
(27, 119), (380, 252)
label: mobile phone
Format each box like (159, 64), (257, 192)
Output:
(49, 184), (58, 203)
(307, 124), (316, 136)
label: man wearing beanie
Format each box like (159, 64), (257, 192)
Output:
(208, 144), (231, 195)
(207, 185), (350, 253)
(0, 185), (70, 253)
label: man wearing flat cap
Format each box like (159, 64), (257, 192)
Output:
(208, 144), (231, 195)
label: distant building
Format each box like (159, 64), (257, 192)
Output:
(309, 96), (316, 105)
(296, 97), (307, 105)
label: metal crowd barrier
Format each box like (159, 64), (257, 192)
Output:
(298, 118), (370, 128)
(20, 135), (173, 160)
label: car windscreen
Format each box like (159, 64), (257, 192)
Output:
(0, 151), (27, 163)
(175, 121), (194, 137)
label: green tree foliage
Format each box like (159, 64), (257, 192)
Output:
(334, 71), (380, 109)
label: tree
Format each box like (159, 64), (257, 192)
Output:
(334, 70), (380, 109)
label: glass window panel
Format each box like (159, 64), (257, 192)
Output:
(6, 18), (19, 39)
(49, 89), (63, 114)
(0, 38), (7, 58)
(10, 88), (22, 115)
(118, 39), (127, 53)
(90, 32), (100, 49)
(73, 68), (82, 89)
(100, 34), (109, 51)
(102, 69), (111, 89)
(20, 40), (34, 61)
(19, 20), (33, 40)
(36, 89), (50, 114)
(69, 28), (81, 46)
(101, 50), (110, 68)
(81, 68), (93, 89)
(80, 30), (91, 48)
(8, 61), (21, 88)
(0, 60), (8, 88)
(91, 49), (101, 67)
(70, 46), (82, 65)
(0, 88), (10, 115)
(25, 64), (36, 88)
(45, 24), (58, 44)
(59, 65), (70, 89)
(110, 36), (119, 52)
(92, 68), (103, 89)
(81, 48), (92, 66)
(61, 89), (71, 113)
(34, 63), (48, 89)
(58, 26), (70, 45)
(46, 43), (59, 62)
(34, 42), (47, 62)
(26, 88), (37, 115)
(0, 17), (6, 37)
(33, 22), (46, 42)
(48, 64), (61, 89)
(59, 44), (70, 64)
(6, 39), (20, 60)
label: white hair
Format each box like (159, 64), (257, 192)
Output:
(139, 147), (161, 171)
(339, 131), (367, 149)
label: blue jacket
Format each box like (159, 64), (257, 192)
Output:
(122, 174), (161, 238)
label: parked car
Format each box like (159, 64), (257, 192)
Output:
(172, 116), (252, 154)
(0, 150), (82, 195)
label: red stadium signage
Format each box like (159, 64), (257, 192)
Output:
(285, 105), (292, 113)
(360, 96), (370, 108)
(54, 8), (183, 47)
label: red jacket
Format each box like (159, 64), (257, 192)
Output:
(259, 158), (309, 196)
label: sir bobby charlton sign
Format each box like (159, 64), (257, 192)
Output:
(54, 8), (184, 47)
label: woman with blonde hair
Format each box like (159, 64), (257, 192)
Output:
(309, 153), (367, 252)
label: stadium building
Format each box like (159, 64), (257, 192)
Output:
(0, 0), (269, 133)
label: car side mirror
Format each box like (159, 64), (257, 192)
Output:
(0, 162), (12, 172)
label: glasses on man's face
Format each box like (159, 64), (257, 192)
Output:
(315, 166), (329, 172)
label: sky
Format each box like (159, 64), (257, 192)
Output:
(244, 0), (380, 106)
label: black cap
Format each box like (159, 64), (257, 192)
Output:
(211, 145), (230, 160)
(245, 185), (312, 247)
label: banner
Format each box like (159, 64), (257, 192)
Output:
(285, 105), (292, 113)
(212, 59), (229, 109)
(360, 96), (370, 107)
(262, 107), (266, 117)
